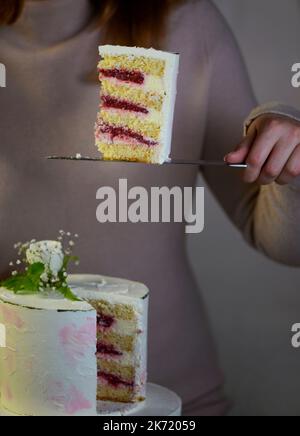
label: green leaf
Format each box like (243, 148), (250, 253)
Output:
(1, 262), (45, 295)
(27, 262), (45, 277)
(57, 285), (81, 302)
(1, 256), (81, 302)
(2, 276), (26, 292)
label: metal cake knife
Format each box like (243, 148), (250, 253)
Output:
(46, 156), (247, 168)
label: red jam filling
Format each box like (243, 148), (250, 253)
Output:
(98, 371), (134, 388)
(97, 313), (115, 329)
(102, 95), (148, 114)
(97, 342), (122, 356)
(99, 68), (144, 85)
(100, 123), (157, 147)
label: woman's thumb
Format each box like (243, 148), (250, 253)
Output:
(224, 130), (256, 163)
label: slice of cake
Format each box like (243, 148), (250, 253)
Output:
(95, 45), (179, 164)
(70, 274), (149, 404)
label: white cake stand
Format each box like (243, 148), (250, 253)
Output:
(0, 383), (182, 417)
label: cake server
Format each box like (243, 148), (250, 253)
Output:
(46, 156), (247, 168)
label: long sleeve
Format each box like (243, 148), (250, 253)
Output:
(201, 1), (300, 266)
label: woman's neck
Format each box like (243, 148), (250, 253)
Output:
(12, 0), (94, 47)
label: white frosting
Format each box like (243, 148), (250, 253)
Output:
(98, 45), (179, 164)
(108, 318), (139, 336)
(144, 74), (165, 92)
(159, 53), (179, 164)
(100, 350), (136, 367)
(99, 45), (178, 62)
(68, 274), (149, 302)
(97, 400), (143, 416)
(26, 240), (64, 280)
(100, 106), (162, 124)
(0, 289), (97, 416)
(0, 288), (91, 311)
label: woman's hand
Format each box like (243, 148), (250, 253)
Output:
(225, 115), (300, 185)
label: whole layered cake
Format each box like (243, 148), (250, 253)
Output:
(95, 45), (179, 164)
(0, 235), (149, 416)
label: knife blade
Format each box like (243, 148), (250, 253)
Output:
(46, 156), (247, 168)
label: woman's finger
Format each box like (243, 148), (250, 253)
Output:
(225, 128), (256, 164)
(258, 141), (297, 185)
(243, 126), (283, 183)
(276, 144), (300, 185)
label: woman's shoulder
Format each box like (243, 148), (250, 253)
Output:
(169, 0), (237, 59)
(171, 0), (230, 31)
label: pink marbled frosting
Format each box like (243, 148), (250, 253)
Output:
(1, 305), (24, 329)
(48, 381), (93, 415)
(2, 382), (13, 402)
(59, 317), (96, 365)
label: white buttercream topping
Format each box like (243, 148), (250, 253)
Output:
(0, 288), (92, 312)
(69, 274), (149, 301)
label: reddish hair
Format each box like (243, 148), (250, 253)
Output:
(0, 0), (185, 47)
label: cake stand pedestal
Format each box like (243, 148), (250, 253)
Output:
(0, 383), (182, 417)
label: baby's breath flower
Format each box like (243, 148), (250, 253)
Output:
(6, 234), (80, 301)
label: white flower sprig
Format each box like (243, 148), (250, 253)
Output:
(3, 231), (80, 301)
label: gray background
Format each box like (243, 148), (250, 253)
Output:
(187, 0), (300, 416)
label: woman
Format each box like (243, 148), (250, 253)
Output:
(1, 0), (300, 415)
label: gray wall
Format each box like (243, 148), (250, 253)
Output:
(187, 0), (300, 416)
